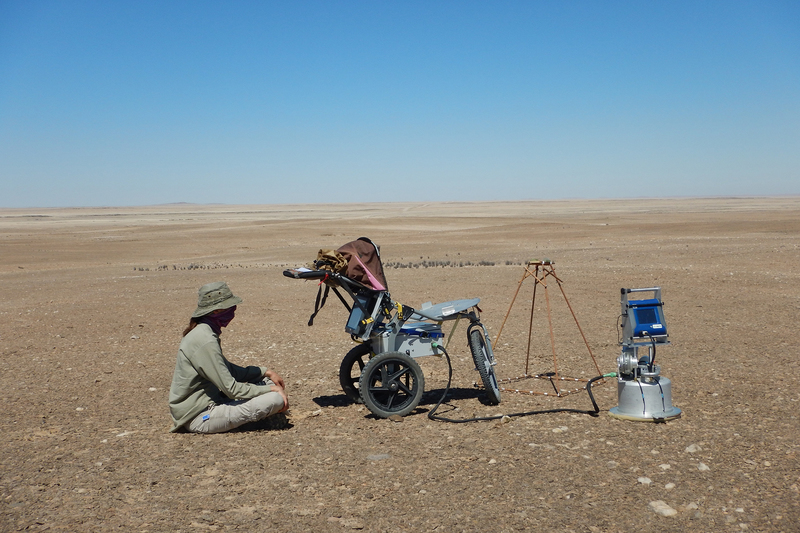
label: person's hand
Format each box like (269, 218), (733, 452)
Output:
(264, 369), (285, 389)
(278, 388), (289, 412)
(271, 384), (290, 413)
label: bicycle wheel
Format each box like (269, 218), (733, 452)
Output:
(469, 328), (501, 405)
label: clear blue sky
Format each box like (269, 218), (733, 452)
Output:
(1, 1), (798, 208)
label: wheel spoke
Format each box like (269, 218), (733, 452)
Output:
(379, 364), (390, 384)
(383, 390), (398, 408)
(350, 358), (367, 386)
(388, 366), (411, 382)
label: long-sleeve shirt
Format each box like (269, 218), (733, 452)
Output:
(168, 323), (270, 432)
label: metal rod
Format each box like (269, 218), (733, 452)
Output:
(525, 264), (540, 375)
(543, 267), (561, 391)
(444, 316), (460, 350)
(555, 276), (603, 377)
(494, 263), (535, 345)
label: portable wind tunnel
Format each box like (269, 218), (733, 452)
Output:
(609, 287), (682, 422)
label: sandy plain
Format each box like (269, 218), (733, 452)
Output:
(1, 197), (799, 532)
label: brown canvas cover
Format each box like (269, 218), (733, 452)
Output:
(312, 249), (348, 273)
(336, 237), (388, 291)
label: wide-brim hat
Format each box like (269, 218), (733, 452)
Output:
(192, 281), (243, 318)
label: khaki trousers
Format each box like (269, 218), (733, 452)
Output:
(188, 387), (285, 434)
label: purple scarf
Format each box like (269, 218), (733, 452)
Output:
(199, 306), (236, 335)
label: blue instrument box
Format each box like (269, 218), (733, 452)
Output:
(627, 298), (667, 338)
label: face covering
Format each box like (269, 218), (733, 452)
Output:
(200, 306), (236, 334)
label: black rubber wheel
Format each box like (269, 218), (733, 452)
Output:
(339, 343), (373, 403)
(359, 351), (425, 418)
(469, 328), (501, 405)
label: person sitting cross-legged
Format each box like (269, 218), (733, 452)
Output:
(169, 281), (288, 433)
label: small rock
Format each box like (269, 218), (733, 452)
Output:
(685, 502), (699, 510)
(293, 409), (322, 420)
(638, 477), (652, 486)
(660, 464), (671, 470)
(340, 518), (364, 529)
(685, 444), (702, 453)
(131, 335), (140, 340)
(76, 407), (85, 411)
(665, 483), (676, 490)
(148, 387), (157, 392)
(387, 415), (403, 422)
(698, 463), (710, 471)
(648, 500), (677, 517)
(488, 459), (497, 464)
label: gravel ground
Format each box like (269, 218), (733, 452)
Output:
(1, 198), (798, 532)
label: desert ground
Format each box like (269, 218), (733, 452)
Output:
(1, 197), (798, 532)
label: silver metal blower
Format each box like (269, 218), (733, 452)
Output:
(609, 287), (681, 422)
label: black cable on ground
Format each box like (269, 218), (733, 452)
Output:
(426, 343), (617, 423)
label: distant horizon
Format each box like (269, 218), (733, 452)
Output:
(3, 193), (800, 212)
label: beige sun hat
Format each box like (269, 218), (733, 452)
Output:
(192, 281), (243, 318)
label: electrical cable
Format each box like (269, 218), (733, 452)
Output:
(426, 342), (617, 423)
(647, 334), (657, 370)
